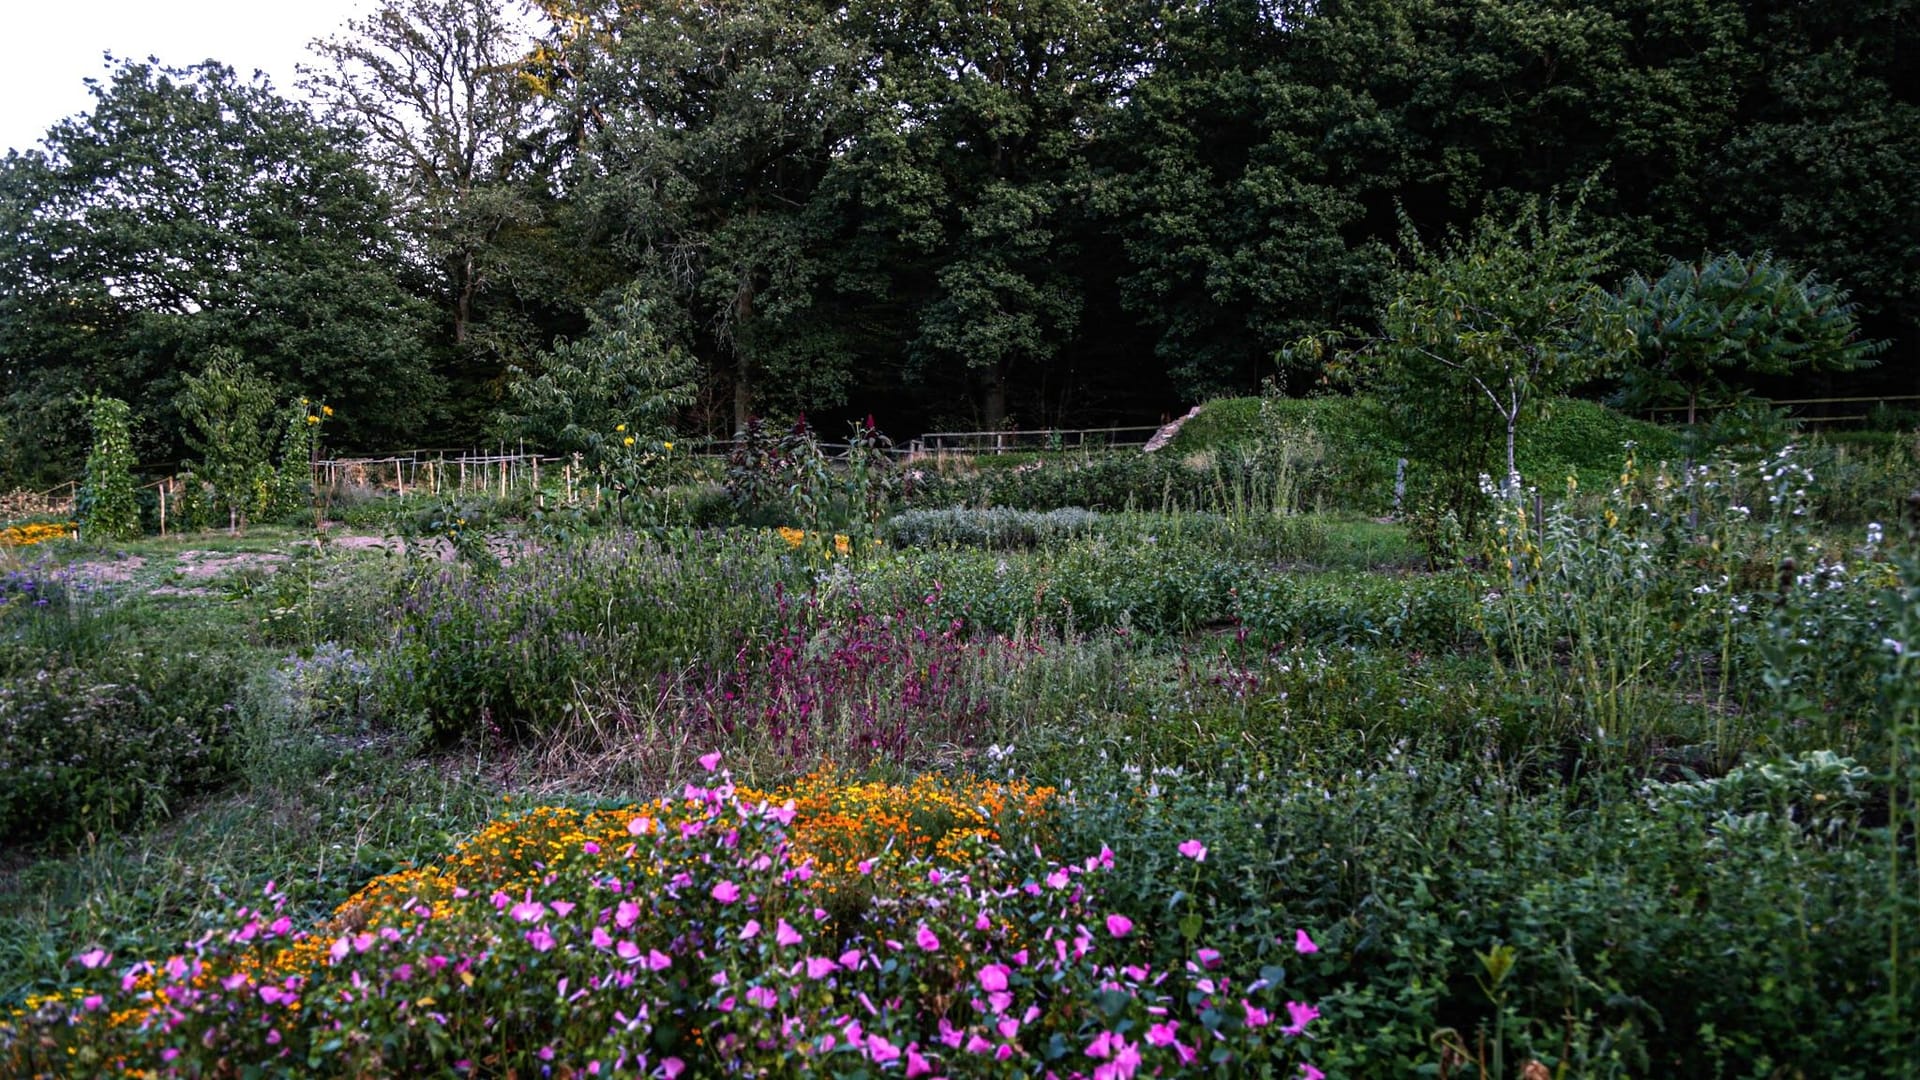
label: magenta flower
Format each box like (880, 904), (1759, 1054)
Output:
(977, 963), (1011, 992)
(1105, 914), (1133, 937)
(1282, 1000), (1320, 1037)
(915, 925), (942, 951)
(906, 1046), (934, 1077)
(646, 948), (673, 971)
(1145, 1021), (1179, 1047)
(1295, 928), (1319, 955)
(867, 1034), (901, 1063)
(711, 880), (741, 904)
(699, 751), (723, 772)
(525, 929), (556, 952)
(1300, 1066), (1326, 1080)
(591, 927), (614, 950)
(662, 1058), (686, 1079)
(1243, 1000), (1271, 1027)
(805, 956), (840, 979)
(746, 986), (777, 1009)
(1177, 839), (1208, 861)
(77, 948), (112, 970)
(510, 900), (547, 923)
(1196, 947), (1223, 970)
(627, 815), (653, 836)
(616, 901), (641, 929)
(741, 918), (761, 940)
(776, 919), (803, 947)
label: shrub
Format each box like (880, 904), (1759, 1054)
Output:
(77, 395), (140, 541)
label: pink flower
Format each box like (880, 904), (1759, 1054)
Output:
(711, 880), (741, 904)
(1282, 1000), (1320, 1037)
(747, 986), (777, 1009)
(867, 1034), (901, 1063)
(699, 751), (723, 772)
(81, 995), (104, 1012)
(628, 816), (653, 836)
(1086, 1030), (1118, 1059)
(915, 925), (941, 951)
(1177, 839), (1208, 861)
(977, 964), (1011, 993)
(328, 937), (351, 963)
(1295, 928), (1319, 954)
(617, 940), (641, 961)
(1300, 1066), (1326, 1080)
(591, 927), (614, 950)
(646, 948), (673, 971)
(582, 841), (600, 854)
(1196, 947), (1222, 970)
(77, 948), (112, 970)
(661, 1057), (686, 1079)
(740, 919), (761, 940)
(526, 929), (556, 952)
(616, 901), (641, 929)
(906, 1046), (934, 1077)
(510, 900), (547, 923)
(767, 800), (797, 826)
(1243, 1000), (1271, 1027)
(1145, 1021), (1179, 1047)
(805, 956), (840, 979)
(1105, 914), (1133, 937)
(550, 900), (576, 918)
(776, 919), (803, 948)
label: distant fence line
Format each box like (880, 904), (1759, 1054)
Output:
(1643, 394), (1920, 425)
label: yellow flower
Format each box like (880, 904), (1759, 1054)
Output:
(663, 441), (674, 451)
(623, 436), (635, 447)
(616, 424), (627, 433)
(322, 406), (334, 417)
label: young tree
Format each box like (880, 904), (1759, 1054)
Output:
(178, 351), (279, 534)
(499, 284), (698, 460)
(1613, 252), (1884, 425)
(1374, 194), (1629, 507)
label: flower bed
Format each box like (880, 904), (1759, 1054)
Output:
(4, 761), (1325, 1078)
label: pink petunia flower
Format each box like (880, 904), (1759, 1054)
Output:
(1282, 1000), (1320, 1037)
(1295, 928), (1320, 954)
(915, 925), (941, 951)
(1105, 914), (1133, 937)
(1177, 839), (1208, 861)
(711, 880), (741, 904)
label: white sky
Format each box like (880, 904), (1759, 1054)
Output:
(1, 0), (376, 155)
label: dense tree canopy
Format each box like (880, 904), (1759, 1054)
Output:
(0, 59), (440, 479)
(3, 0), (1917, 481)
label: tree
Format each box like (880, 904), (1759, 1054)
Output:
(178, 351), (278, 533)
(304, 0), (593, 436)
(0, 58), (441, 476)
(849, 0), (1109, 429)
(1614, 253), (1884, 425)
(499, 284), (698, 459)
(550, 0), (871, 430)
(1373, 193), (1629, 510)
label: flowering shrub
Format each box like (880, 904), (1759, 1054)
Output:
(0, 521), (74, 548)
(3, 760), (1326, 1078)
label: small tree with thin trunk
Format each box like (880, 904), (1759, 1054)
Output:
(1374, 194), (1630, 513)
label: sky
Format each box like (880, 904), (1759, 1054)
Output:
(1, 0), (376, 155)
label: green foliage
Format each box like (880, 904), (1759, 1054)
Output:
(266, 400), (328, 523)
(500, 286), (698, 458)
(177, 351), (278, 532)
(0, 59), (441, 474)
(1613, 252), (1886, 424)
(1369, 192), (1631, 519)
(76, 396), (140, 541)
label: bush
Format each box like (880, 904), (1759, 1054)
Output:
(0, 654), (242, 848)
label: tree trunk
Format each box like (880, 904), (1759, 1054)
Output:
(1505, 414), (1520, 498)
(982, 368), (1009, 433)
(732, 278), (756, 432)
